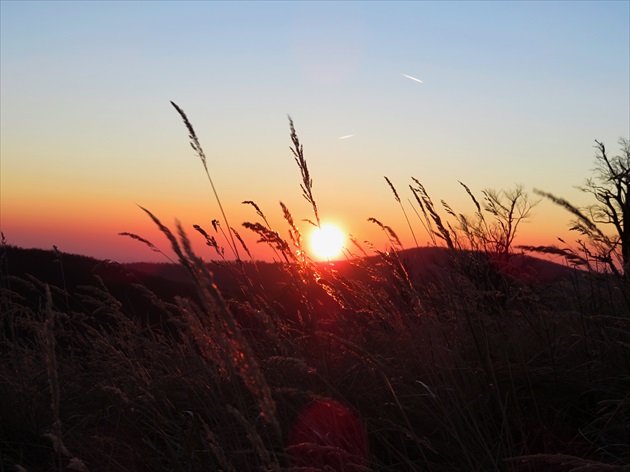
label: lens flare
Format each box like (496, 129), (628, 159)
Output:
(288, 399), (368, 469)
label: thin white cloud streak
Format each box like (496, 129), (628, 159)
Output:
(338, 134), (355, 140)
(402, 74), (423, 83)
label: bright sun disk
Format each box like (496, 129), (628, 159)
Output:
(310, 224), (345, 260)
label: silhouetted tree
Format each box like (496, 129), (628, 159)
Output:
(581, 139), (630, 275)
(532, 139), (629, 276)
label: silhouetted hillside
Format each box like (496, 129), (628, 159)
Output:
(126, 246), (576, 287)
(2, 244), (578, 326)
(0, 245), (196, 328)
(2, 245), (576, 296)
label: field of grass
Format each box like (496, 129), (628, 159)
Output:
(1, 108), (628, 471)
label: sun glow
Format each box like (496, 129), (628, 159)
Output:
(310, 224), (345, 260)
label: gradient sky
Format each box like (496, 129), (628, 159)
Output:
(1, 1), (629, 263)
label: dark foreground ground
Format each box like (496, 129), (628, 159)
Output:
(1, 244), (629, 471)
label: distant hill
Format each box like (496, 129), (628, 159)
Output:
(2, 244), (577, 288)
(0, 246), (197, 328)
(1, 244), (577, 322)
(391, 246), (577, 284)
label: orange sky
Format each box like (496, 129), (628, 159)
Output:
(1, 170), (585, 265)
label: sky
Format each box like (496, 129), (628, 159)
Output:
(1, 1), (629, 263)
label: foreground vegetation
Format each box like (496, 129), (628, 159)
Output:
(1, 107), (628, 471)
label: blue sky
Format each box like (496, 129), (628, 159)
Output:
(1, 1), (628, 261)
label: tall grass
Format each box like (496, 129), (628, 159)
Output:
(1, 107), (628, 471)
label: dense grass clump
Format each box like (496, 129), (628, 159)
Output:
(1, 107), (628, 471)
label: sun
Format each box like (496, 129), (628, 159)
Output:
(310, 224), (345, 260)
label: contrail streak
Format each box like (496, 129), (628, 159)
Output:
(338, 135), (355, 140)
(402, 74), (423, 83)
